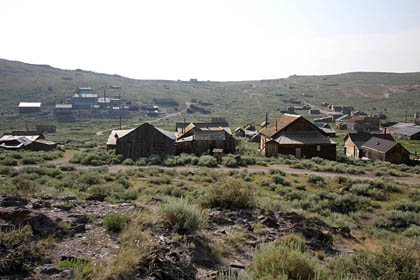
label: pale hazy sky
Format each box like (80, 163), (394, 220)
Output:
(1, 0), (420, 81)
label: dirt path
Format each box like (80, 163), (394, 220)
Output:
(243, 83), (263, 110)
(42, 160), (420, 185)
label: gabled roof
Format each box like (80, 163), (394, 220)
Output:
(344, 133), (394, 149)
(260, 114), (324, 138)
(362, 137), (400, 153)
(259, 114), (301, 137)
(19, 102), (41, 108)
(106, 129), (135, 146)
(155, 127), (177, 140)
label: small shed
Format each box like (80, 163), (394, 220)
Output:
(361, 137), (410, 164)
(19, 102), (41, 114)
(344, 133), (394, 159)
(106, 129), (134, 150)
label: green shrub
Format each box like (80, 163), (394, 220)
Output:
(57, 258), (93, 279)
(122, 158), (135, 165)
(351, 183), (387, 201)
(272, 174), (291, 186)
(0, 226), (45, 275)
(1, 158), (18, 166)
(374, 210), (419, 231)
(224, 157), (238, 168)
(161, 197), (207, 234)
(403, 224), (420, 237)
(307, 174), (324, 185)
(327, 245), (420, 280)
(198, 155), (218, 167)
(248, 241), (326, 280)
(201, 179), (255, 210)
(103, 213), (129, 233)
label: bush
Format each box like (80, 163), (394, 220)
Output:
(307, 174), (324, 185)
(272, 174), (291, 186)
(202, 179), (255, 210)
(1, 158), (18, 166)
(0, 225), (45, 275)
(161, 197), (207, 234)
(122, 158), (135, 165)
(57, 258), (93, 279)
(403, 224), (420, 237)
(224, 157), (238, 168)
(198, 155), (218, 167)
(328, 245), (420, 280)
(103, 213), (129, 233)
(351, 183), (387, 201)
(248, 241), (326, 280)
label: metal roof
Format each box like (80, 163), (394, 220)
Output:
(0, 135), (41, 142)
(394, 126), (420, 137)
(19, 102), (41, 108)
(106, 129), (135, 146)
(155, 127), (177, 140)
(55, 104), (72, 109)
(194, 130), (226, 141)
(388, 122), (415, 129)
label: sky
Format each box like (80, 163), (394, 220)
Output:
(1, 0), (420, 81)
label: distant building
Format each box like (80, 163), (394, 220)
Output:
(72, 88), (98, 109)
(141, 104), (158, 111)
(18, 102), (41, 114)
(393, 126), (420, 140)
(35, 125), (56, 134)
(315, 123), (336, 137)
(0, 132), (56, 151)
(309, 109), (320, 115)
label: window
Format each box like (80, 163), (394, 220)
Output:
(317, 145), (321, 152)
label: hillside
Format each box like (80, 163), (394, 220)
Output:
(1, 58), (420, 126)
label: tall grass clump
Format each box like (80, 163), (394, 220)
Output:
(198, 155), (218, 167)
(103, 213), (129, 233)
(161, 197), (207, 234)
(248, 240), (327, 280)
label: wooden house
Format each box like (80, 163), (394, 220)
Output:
(19, 102), (41, 114)
(115, 123), (176, 159)
(384, 122), (417, 136)
(343, 133), (394, 159)
(0, 132), (56, 151)
(176, 130), (237, 155)
(361, 137), (410, 164)
(259, 114), (336, 160)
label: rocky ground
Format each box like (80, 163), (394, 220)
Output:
(0, 194), (356, 279)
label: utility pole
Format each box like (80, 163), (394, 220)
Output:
(405, 111), (408, 122)
(119, 93), (122, 130)
(25, 121), (29, 131)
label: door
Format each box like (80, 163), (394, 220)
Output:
(296, 148), (302, 159)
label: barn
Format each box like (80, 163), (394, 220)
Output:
(259, 114), (336, 160)
(175, 130), (237, 155)
(361, 137), (410, 164)
(115, 123), (176, 159)
(393, 126), (420, 140)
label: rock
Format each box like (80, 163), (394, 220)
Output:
(0, 195), (28, 207)
(86, 193), (107, 202)
(259, 216), (278, 228)
(230, 262), (246, 269)
(32, 202), (41, 209)
(55, 204), (73, 211)
(40, 265), (64, 275)
(62, 196), (77, 201)
(188, 236), (218, 267)
(0, 207), (58, 237)
(71, 224), (86, 234)
(69, 214), (88, 224)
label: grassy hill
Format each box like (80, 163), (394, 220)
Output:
(1, 58), (420, 127)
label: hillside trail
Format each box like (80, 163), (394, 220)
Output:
(243, 83), (263, 110)
(95, 102), (189, 136)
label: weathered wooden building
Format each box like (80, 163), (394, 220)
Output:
(175, 130), (237, 155)
(361, 137), (410, 164)
(343, 133), (394, 159)
(36, 125), (56, 133)
(115, 123), (176, 159)
(393, 126), (420, 140)
(0, 132), (56, 151)
(259, 114), (336, 160)
(153, 98), (178, 106)
(19, 102), (41, 114)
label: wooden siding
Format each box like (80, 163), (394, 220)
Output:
(176, 132), (237, 155)
(116, 123), (175, 159)
(344, 138), (360, 158)
(363, 144), (410, 164)
(266, 143), (336, 160)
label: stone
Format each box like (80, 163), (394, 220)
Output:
(40, 265), (63, 275)
(0, 195), (28, 207)
(86, 193), (107, 202)
(62, 196), (77, 201)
